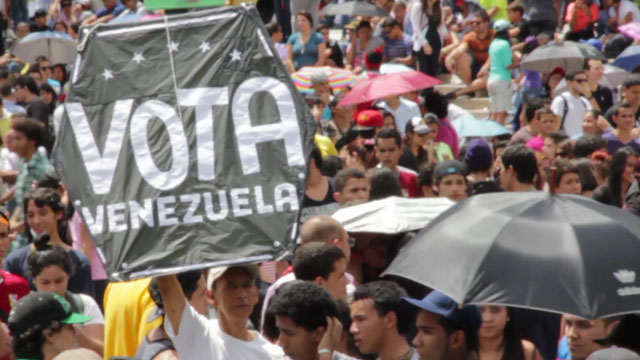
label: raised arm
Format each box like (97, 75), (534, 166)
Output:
(157, 275), (186, 334)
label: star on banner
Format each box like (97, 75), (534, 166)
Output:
(230, 49), (242, 61)
(199, 41), (211, 53)
(132, 52), (145, 64)
(102, 69), (114, 80)
(167, 41), (179, 53)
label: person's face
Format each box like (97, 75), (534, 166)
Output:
(614, 107), (635, 131)
(45, 323), (77, 355)
(337, 177), (370, 204)
(350, 298), (388, 354)
(334, 104), (355, 121)
(507, 8), (521, 23)
(296, 15), (311, 32)
(479, 306), (508, 340)
(320, 28), (329, 42)
(548, 74), (563, 96)
(413, 310), (453, 360)
(543, 137), (557, 160)
(557, 172), (582, 195)
(13, 85), (27, 102)
(12, 130), (35, 159)
(31, 72), (42, 85)
(587, 60), (605, 82)
(40, 90), (53, 105)
(539, 113), (557, 136)
(123, 0), (136, 10)
(35, 15), (46, 26)
(27, 201), (61, 237)
(54, 23), (67, 32)
(570, 73), (589, 95)
(357, 27), (372, 41)
(322, 258), (348, 298)
(210, 268), (259, 319)
(33, 265), (69, 297)
(582, 113), (598, 134)
(563, 315), (608, 360)
(623, 155), (637, 184)
(276, 315), (322, 360)
(624, 85), (640, 105)
(393, 4), (406, 22)
(16, 24), (29, 38)
(435, 174), (467, 202)
(499, 164), (514, 190)
(40, 61), (52, 80)
(52, 66), (65, 82)
(411, 131), (429, 148)
(383, 115), (396, 130)
(375, 137), (402, 170)
(471, 16), (488, 33)
(426, 123), (439, 140)
(188, 274), (209, 316)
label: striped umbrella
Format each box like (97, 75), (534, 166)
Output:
(291, 66), (355, 94)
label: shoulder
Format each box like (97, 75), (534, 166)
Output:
(69, 249), (91, 265)
(6, 246), (29, 262)
(252, 332), (286, 357)
(313, 32), (323, 41)
(288, 33), (300, 42)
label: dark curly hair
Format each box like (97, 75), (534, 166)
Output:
(23, 187), (69, 245)
(27, 244), (75, 280)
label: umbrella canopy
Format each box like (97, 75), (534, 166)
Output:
(332, 196), (454, 234)
(291, 66), (355, 94)
(451, 115), (510, 138)
(338, 70), (442, 106)
(618, 22), (640, 41)
(613, 44), (640, 72)
(554, 64), (629, 94)
(12, 31), (77, 64)
(521, 41), (606, 74)
(322, 0), (389, 17)
(385, 192), (640, 319)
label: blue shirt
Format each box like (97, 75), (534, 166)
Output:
(602, 131), (640, 155)
(383, 34), (412, 61)
(96, 3), (125, 18)
(287, 32), (323, 70)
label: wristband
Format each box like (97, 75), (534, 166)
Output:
(318, 348), (332, 355)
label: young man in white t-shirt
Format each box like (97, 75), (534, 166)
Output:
(551, 70), (592, 138)
(158, 265), (286, 360)
(378, 95), (422, 136)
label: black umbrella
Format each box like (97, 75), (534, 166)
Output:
(384, 192), (640, 319)
(521, 41), (606, 74)
(322, 0), (389, 17)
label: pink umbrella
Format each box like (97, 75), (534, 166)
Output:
(338, 70), (442, 106)
(619, 22), (640, 41)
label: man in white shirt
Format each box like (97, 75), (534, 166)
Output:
(551, 70), (592, 138)
(378, 95), (421, 135)
(158, 265), (286, 359)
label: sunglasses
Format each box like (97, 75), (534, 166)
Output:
(41, 66), (52, 71)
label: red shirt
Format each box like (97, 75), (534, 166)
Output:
(0, 270), (29, 320)
(398, 166), (420, 198)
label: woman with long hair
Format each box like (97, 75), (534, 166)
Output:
(27, 245), (104, 355)
(39, 83), (58, 115)
(593, 147), (638, 207)
(410, 0), (447, 75)
(478, 305), (542, 360)
(286, 11), (326, 70)
(3, 187), (93, 295)
(399, 117), (431, 171)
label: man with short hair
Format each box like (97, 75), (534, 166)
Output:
(584, 59), (614, 115)
(499, 144), (537, 191)
(13, 76), (49, 131)
(445, 11), (495, 86)
(563, 313), (619, 360)
(621, 74), (640, 122)
(602, 103), (640, 155)
(402, 290), (481, 360)
(381, 17), (413, 65)
(29, 10), (49, 32)
(551, 70), (592, 138)
(1, 84), (25, 115)
(268, 281), (357, 360)
(293, 243), (348, 299)
(433, 160), (468, 202)
(507, 1), (529, 42)
(510, 99), (547, 145)
(158, 265), (286, 359)
(350, 281), (418, 360)
(375, 128), (420, 197)
(333, 168), (370, 205)
(418, 163), (436, 197)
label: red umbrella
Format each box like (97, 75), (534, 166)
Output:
(338, 70), (442, 106)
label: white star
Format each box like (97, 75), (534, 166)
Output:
(230, 49), (242, 61)
(199, 41), (211, 53)
(132, 52), (145, 64)
(101, 68), (113, 80)
(167, 41), (179, 53)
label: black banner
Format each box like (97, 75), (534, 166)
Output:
(53, 5), (314, 280)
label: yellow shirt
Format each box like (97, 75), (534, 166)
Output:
(478, 0), (508, 20)
(103, 278), (162, 359)
(314, 134), (338, 157)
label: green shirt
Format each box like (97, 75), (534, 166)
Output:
(488, 38), (512, 83)
(479, 0), (508, 20)
(435, 142), (454, 162)
(15, 151), (54, 205)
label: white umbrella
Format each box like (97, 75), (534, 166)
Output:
(12, 31), (77, 64)
(332, 196), (454, 234)
(554, 64), (629, 94)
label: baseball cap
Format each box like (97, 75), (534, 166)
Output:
(433, 160), (467, 184)
(594, 314), (640, 349)
(206, 264), (260, 290)
(464, 138), (493, 173)
(493, 19), (510, 32)
(586, 348), (640, 360)
(402, 291), (481, 337)
(405, 117), (432, 135)
(353, 109), (384, 131)
(9, 292), (91, 340)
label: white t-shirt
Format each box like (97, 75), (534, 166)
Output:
(551, 92), (592, 138)
(379, 98), (422, 136)
(79, 293), (105, 326)
(609, 0), (640, 22)
(166, 303), (286, 360)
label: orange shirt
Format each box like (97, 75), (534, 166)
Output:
(565, 3), (599, 32)
(463, 29), (496, 63)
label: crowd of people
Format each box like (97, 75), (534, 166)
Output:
(0, 0), (635, 359)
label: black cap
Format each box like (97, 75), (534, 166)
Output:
(594, 314), (640, 350)
(34, 9), (47, 18)
(9, 292), (91, 343)
(433, 160), (467, 184)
